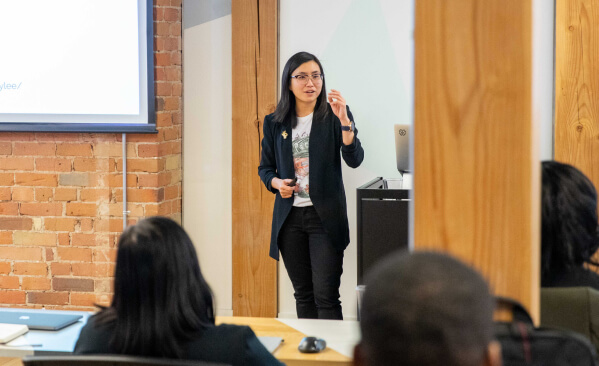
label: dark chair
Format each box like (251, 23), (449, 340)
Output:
(22, 355), (231, 366)
(541, 286), (599, 353)
(496, 296), (598, 365)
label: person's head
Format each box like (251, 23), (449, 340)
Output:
(99, 216), (215, 358)
(273, 51), (328, 126)
(541, 160), (599, 279)
(354, 251), (501, 366)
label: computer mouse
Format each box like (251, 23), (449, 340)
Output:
(298, 336), (327, 353)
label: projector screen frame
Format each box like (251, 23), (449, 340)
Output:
(0, 0), (156, 134)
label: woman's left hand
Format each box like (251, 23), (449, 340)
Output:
(328, 89), (351, 125)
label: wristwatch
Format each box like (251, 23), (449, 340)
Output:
(341, 120), (354, 132)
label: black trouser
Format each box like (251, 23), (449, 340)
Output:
(279, 206), (344, 320)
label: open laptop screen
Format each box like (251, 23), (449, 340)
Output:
(394, 124), (410, 173)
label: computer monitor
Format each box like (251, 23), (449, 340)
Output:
(394, 124), (410, 173)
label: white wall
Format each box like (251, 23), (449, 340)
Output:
(182, 1), (233, 316)
(534, 0), (555, 160)
(279, 0), (415, 319)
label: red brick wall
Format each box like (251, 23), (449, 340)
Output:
(0, 0), (182, 310)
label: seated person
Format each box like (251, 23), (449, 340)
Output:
(541, 160), (599, 289)
(74, 216), (283, 366)
(354, 251), (501, 366)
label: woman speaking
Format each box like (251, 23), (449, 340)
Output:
(258, 51), (364, 319)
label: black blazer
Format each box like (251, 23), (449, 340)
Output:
(258, 106), (364, 259)
(74, 314), (283, 366)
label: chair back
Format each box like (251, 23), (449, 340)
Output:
(541, 286), (599, 352)
(22, 355), (231, 366)
(496, 295), (598, 365)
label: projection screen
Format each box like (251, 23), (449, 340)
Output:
(0, 0), (155, 133)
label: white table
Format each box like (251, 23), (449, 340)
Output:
(0, 310), (361, 366)
(0, 308), (91, 357)
(277, 318), (360, 358)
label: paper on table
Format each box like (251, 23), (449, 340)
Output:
(258, 336), (283, 354)
(0, 323), (28, 343)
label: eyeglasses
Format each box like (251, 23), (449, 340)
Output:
(290, 73), (324, 85)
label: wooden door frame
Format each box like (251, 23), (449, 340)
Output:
(231, 0), (279, 317)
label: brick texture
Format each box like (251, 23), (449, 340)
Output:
(0, 3), (182, 310)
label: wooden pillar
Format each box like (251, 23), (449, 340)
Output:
(414, 0), (540, 320)
(555, 0), (599, 184)
(231, 0), (278, 317)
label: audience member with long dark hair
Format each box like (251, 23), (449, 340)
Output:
(542, 160), (599, 289)
(74, 216), (283, 365)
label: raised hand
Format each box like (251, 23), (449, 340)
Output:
(327, 89), (350, 124)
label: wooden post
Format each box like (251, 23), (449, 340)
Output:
(555, 0), (599, 184)
(231, 0), (278, 317)
(414, 0), (540, 321)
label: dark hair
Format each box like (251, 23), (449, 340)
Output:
(96, 216), (215, 358)
(272, 51), (329, 127)
(360, 251), (495, 366)
(541, 161), (599, 282)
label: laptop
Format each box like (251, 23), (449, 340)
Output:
(394, 124), (411, 173)
(0, 311), (82, 331)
